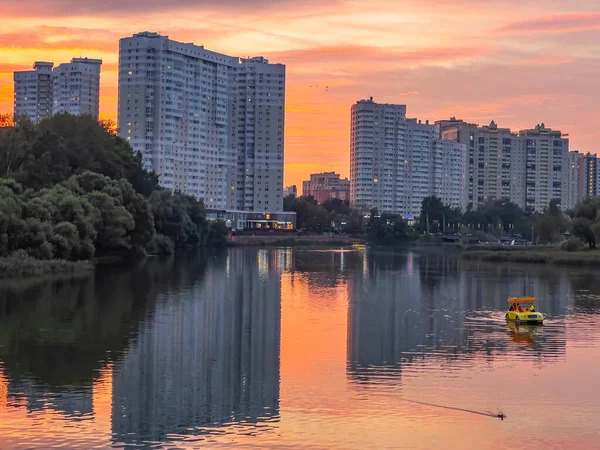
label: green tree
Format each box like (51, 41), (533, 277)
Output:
(368, 214), (409, 245)
(534, 200), (569, 244)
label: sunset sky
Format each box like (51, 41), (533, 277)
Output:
(1, 1), (600, 188)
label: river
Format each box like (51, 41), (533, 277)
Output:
(0, 247), (599, 449)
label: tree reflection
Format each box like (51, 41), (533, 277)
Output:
(0, 251), (220, 414)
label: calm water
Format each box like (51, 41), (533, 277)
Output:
(0, 248), (599, 449)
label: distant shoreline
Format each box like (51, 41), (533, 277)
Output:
(460, 245), (600, 266)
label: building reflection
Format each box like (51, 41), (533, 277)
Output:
(111, 249), (282, 445)
(347, 252), (570, 382)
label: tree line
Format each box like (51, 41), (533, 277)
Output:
(0, 114), (228, 261)
(284, 192), (600, 249)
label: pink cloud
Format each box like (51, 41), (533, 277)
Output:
(496, 12), (600, 35)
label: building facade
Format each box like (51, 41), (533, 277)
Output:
(518, 124), (569, 213)
(302, 171), (350, 203)
(13, 61), (54, 122)
(283, 185), (297, 197)
(566, 151), (584, 211)
(439, 120), (524, 209)
(350, 98), (467, 216)
(117, 32), (285, 212)
(14, 59), (102, 122)
(52, 58), (102, 117)
(440, 120), (570, 212)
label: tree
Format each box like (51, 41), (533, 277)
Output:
(367, 214), (409, 245)
(0, 113), (13, 128)
(571, 196), (600, 249)
(573, 217), (596, 249)
(534, 200), (568, 244)
(283, 195), (328, 232)
(0, 114), (159, 196)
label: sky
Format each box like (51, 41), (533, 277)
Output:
(1, 0), (600, 189)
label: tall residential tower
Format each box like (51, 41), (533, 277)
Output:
(440, 120), (569, 212)
(14, 58), (102, 122)
(13, 62), (54, 122)
(118, 32), (285, 212)
(350, 98), (467, 216)
(52, 58), (102, 117)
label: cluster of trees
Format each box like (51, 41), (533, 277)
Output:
(0, 114), (228, 261)
(283, 195), (408, 244)
(285, 192), (600, 250)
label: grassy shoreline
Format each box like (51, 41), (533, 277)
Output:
(0, 252), (94, 278)
(461, 245), (600, 266)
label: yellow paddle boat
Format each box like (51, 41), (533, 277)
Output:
(505, 297), (544, 324)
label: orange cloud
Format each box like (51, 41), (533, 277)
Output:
(0, 2), (599, 189)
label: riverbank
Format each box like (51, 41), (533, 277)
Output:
(461, 245), (600, 266)
(0, 252), (94, 278)
(230, 234), (361, 247)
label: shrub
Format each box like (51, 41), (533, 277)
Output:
(146, 233), (175, 255)
(561, 237), (583, 252)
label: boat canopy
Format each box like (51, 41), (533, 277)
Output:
(508, 297), (536, 303)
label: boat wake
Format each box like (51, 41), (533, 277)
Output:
(399, 398), (506, 420)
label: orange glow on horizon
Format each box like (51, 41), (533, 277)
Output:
(1, 2), (599, 188)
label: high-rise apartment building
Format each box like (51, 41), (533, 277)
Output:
(566, 151), (585, 210)
(118, 32), (285, 212)
(565, 150), (600, 210)
(439, 120), (524, 209)
(13, 61), (54, 122)
(350, 98), (467, 217)
(52, 58), (102, 117)
(518, 124), (569, 213)
(302, 171), (350, 203)
(14, 58), (102, 122)
(440, 120), (569, 212)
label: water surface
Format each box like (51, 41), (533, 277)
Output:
(0, 248), (599, 449)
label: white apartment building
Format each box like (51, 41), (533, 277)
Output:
(566, 151), (584, 210)
(518, 124), (569, 213)
(13, 61), (54, 122)
(440, 120), (570, 213)
(350, 98), (467, 217)
(52, 58), (102, 117)
(439, 120), (525, 209)
(14, 59), (102, 122)
(118, 32), (285, 212)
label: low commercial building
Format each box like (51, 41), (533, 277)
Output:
(206, 209), (297, 231)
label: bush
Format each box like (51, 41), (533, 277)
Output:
(0, 250), (93, 278)
(561, 237), (583, 252)
(146, 233), (175, 255)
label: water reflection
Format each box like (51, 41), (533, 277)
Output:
(111, 250), (281, 446)
(0, 248), (599, 449)
(346, 251), (573, 382)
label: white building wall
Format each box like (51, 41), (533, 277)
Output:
(433, 141), (468, 211)
(566, 151), (584, 210)
(519, 125), (569, 213)
(13, 61), (54, 122)
(350, 99), (468, 217)
(118, 32), (285, 211)
(350, 98), (406, 212)
(52, 58), (102, 117)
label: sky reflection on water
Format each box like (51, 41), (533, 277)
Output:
(0, 248), (599, 449)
